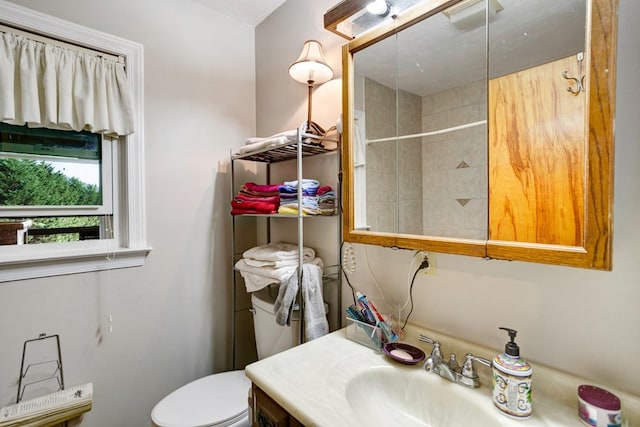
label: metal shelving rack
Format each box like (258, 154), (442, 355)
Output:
(230, 123), (341, 369)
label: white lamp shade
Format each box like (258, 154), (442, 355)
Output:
(288, 40), (333, 85)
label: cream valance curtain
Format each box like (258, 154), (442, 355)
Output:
(0, 31), (135, 136)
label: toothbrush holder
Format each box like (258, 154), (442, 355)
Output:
(345, 316), (384, 351)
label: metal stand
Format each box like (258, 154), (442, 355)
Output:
(229, 123), (341, 369)
(17, 333), (64, 404)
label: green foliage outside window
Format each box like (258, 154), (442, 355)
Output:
(0, 158), (100, 205)
(0, 158), (101, 243)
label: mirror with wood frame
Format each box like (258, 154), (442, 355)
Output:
(341, 0), (617, 269)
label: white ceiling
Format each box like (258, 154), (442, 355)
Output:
(195, 0), (586, 97)
(194, 0), (287, 26)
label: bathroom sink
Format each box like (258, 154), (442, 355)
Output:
(248, 330), (594, 426)
(332, 365), (498, 427)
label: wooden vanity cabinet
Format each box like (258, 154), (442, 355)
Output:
(252, 384), (304, 427)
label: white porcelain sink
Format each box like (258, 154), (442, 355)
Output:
(340, 365), (497, 427)
(247, 330), (595, 426)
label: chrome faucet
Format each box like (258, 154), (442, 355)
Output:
(418, 335), (492, 388)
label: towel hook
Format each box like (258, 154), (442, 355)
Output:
(562, 52), (585, 95)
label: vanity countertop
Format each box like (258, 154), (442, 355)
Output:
(245, 325), (639, 426)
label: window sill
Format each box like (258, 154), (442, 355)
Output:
(0, 246), (152, 282)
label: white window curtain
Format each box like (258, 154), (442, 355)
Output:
(0, 31), (135, 136)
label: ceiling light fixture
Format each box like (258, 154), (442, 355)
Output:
(324, 0), (422, 40)
(366, 0), (390, 16)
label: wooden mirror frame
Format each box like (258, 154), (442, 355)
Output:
(341, 0), (617, 269)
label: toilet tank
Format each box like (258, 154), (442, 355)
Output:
(251, 286), (328, 360)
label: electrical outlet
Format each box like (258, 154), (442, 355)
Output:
(419, 251), (437, 275)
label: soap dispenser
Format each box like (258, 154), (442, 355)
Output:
(492, 327), (533, 419)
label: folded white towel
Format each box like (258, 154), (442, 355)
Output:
(243, 258), (302, 269)
(239, 270), (280, 293)
(236, 256), (323, 293)
(238, 130), (298, 155)
(244, 130), (297, 145)
(238, 136), (289, 154)
(243, 242), (315, 263)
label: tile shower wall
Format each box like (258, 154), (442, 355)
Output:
(364, 78), (423, 234)
(421, 80), (487, 240)
(398, 89), (423, 235)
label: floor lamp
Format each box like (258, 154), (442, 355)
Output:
(288, 40), (334, 136)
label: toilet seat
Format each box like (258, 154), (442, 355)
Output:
(151, 370), (251, 427)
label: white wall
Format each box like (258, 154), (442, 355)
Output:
(257, 0), (640, 398)
(0, 0), (255, 425)
(254, 0), (344, 332)
(255, 0), (343, 137)
(0, 1), (636, 425)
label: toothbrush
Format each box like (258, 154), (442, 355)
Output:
(346, 306), (383, 346)
(346, 305), (368, 323)
(356, 292), (397, 342)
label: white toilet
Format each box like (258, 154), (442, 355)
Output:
(151, 286), (326, 427)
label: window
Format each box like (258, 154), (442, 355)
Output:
(0, 2), (148, 282)
(0, 123), (113, 244)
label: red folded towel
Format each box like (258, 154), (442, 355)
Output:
(317, 185), (333, 195)
(234, 193), (280, 204)
(230, 199), (278, 214)
(242, 182), (280, 196)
